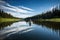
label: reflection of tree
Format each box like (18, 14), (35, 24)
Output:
(33, 21), (60, 36)
(0, 22), (16, 30)
(33, 21), (60, 30)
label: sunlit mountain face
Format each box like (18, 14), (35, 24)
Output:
(0, 0), (60, 18)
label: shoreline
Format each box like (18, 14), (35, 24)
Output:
(0, 18), (21, 22)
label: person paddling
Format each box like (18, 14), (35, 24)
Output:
(29, 19), (31, 26)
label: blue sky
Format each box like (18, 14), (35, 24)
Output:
(0, 0), (60, 18)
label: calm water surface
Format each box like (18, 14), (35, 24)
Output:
(0, 21), (60, 40)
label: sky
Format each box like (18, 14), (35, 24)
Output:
(0, 0), (60, 18)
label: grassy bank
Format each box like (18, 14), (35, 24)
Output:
(0, 18), (21, 22)
(37, 18), (60, 22)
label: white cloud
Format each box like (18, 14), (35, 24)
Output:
(0, 0), (34, 18)
(18, 6), (34, 11)
(6, 11), (32, 18)
(0, 0), (6, 3)
(1, 4), (33, 14)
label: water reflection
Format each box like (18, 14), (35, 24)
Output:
(27, 19), (33, 26)
(0, 22), (15, 30)
(4, 21), (60, 40)
(29, 20), (32, 26)
(33, 21), (60, 37)
(0, 21), (60, 40)
(33, 21), (60, 30)
(0, 21), (33, 40)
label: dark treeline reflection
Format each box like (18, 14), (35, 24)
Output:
(33, 21), (60, 30)
(0, 22), (16, 30)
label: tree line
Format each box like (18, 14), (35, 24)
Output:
(25, 8), (60, 21)
(0, 9), (19, 18)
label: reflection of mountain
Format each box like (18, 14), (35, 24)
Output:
(0, 22), (15, 30)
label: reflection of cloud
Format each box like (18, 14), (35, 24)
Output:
(5, 27), (30, 36)
(0, 0), (34, 18)
(21, 29), (33, 34)
(0, 21), (34, 37)
(6, 28), (33, 37)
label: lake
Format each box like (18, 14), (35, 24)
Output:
(0, 21), (60, 40)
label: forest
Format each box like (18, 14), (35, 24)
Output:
(25, 7), (60, 22)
